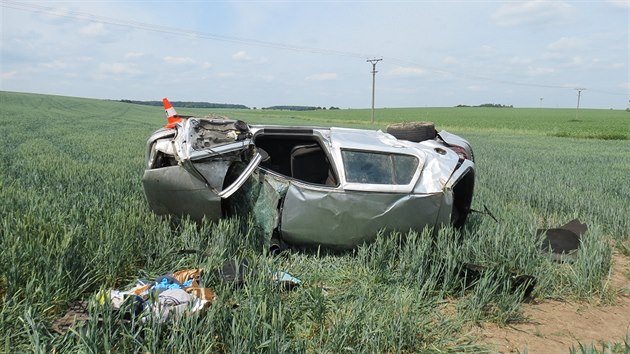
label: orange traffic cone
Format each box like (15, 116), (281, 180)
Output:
(163, 98), (184, 128)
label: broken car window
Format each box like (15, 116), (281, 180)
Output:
(341, 150), (418, 185)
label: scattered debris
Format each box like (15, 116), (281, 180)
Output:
(51, 301), (90, 335)
(100, 268), (217, 323)
(51, 263), (302, 334)
(272, 271), (302, 290)
(538, 219), (587, 262)
(217, 259), (253, 288)
(470, 205), (499, 223)
(460, 263), (537, 299)
(216, 258), (301, 290)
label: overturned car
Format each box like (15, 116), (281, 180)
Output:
(142, 100), (475, 250)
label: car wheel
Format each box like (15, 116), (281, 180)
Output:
(386, 121), (437, 142)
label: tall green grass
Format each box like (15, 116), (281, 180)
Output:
(569, 335), (630, 354)
(1, 91), (628, 352)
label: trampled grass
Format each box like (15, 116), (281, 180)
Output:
(1, 90), (629, 352)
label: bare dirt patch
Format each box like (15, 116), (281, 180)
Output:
(477, 253), (630, 353)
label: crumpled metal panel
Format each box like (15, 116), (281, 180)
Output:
(142, 163), (229, 222)
(145, 129), (176, 169)
(280, 184), (448, 249)
(436, 187), (454, 225)
(142, 117), (258, 223)
(194, 161), (232, 189)
(414, 139), (461, 194)
(437, 130), (474, 161)
(173, 118), (252, 162)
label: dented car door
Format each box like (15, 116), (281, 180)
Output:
(279, 145), (446, 249)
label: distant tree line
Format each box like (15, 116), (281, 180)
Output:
(120, 100), (249, 109)
(120, 100), (341, 111)
(455, 103), (514, 108)
(261, 106), (340, 111)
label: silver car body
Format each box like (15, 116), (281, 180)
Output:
(142, 117), (475, 249)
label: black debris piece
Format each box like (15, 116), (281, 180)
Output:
(51, 301), (90, 335)
(217, 259), (253, 288)
(460, 263), (537, 299)
(538, 219), (587, 262)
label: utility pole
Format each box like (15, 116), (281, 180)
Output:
(575, 88), (586, 119)
(367, 58), (382, 124)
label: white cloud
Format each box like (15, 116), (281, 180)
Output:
(41, 60), (68, 69)
(606, 0), (629, 8)
(231, 51), (268, 63)
(547, 37), (586, 51)
(79, 22), (105, 36)
(163, 56), (195, 65)
(509, 56), (532, 65)
(124, 52), (144, 59)
(566, 56), (586, 67)
(442, 56), (458, 65)
(467, 85), (485, 92)
(1, 71), (18, 80)
(382, 87), (417, 95)
(99, 62), (141, 75)
(527, 66), (555, 76)
(479, 45), (496, 54)
(305, 73), (337, 81)
(390, 66), (427, 77)
(232, 51), (252, 61)
(39, 7), (73, 23)
(543, 37), (591, 68)
(618, 82), (630, 90)
(492, 0), (574, 26)
(476, 45), (497, 59)
(215, 72), (235, 78)
(201, 61), (212, 69)
(256, 74), (274, 82)
(543, 52), (563, 60)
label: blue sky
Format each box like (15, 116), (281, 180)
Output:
(1, 0), (628, 109)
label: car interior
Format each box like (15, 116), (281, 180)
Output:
(253, 133), (338, 186)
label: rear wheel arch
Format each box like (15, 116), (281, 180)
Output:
(451, 170), (475, 228)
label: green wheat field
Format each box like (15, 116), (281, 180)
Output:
(1, 91), (629, 352)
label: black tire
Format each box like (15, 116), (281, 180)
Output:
(386, 121), (437, 142)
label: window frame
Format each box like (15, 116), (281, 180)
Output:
(339, 148), (423, 193)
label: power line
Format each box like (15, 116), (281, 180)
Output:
(1, 1), (374, 59)
(583, 88), (627, 96)
(2, 1), (627, 98)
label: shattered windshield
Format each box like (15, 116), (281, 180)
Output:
(341, 150), (418, 185)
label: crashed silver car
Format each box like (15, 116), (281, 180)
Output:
(142, 103), (475, 250)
